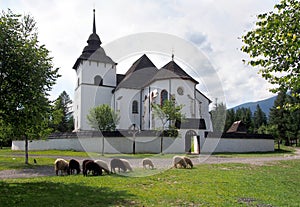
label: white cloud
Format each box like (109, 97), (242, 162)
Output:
(1, 0), (279, 107)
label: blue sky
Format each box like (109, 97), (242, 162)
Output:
(1, 0), (279, 108)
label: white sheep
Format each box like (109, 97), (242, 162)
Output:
(182, 156), (193, 168)
(142, 158), (154, 169)
(94, 159), (110, 174)
(54, 158), (70, 175)
(120, 158), (133, 172)
(172, 156), (187, 169)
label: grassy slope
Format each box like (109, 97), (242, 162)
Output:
(0, 160), (299, 207)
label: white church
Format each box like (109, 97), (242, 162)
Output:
(72, 10), (213, 153)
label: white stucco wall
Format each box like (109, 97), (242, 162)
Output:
(12, 136), (186, 154)
(201, 138), (274, 153)
(11, 135), (274, 154)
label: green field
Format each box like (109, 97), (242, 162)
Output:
(0, 148), (299, 206)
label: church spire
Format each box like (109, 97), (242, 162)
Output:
(93, 9), (96, 34)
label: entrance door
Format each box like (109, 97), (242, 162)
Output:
(185, 130), (197, 153)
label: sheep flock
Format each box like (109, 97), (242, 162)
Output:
(54, 155), (194, 176)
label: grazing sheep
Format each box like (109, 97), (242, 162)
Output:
(182, 156), (193, 168)
(69, 159), (81, 174)
(110, 158), (127, 173)
(120, 159), (133, 172)
(94, 160), (110, 174)
(54, 158), (70, 176)
(83, 160), (103, 176)
(172, 156), (187, 169)
(82, 159), (93, 176)
(142, 158), (154, 169)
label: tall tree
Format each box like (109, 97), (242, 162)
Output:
(235, 107), (253, 133)
(253, 104), (267, 133)
(51, 91), (73, 132)
(269, 91), (289, 145)
(241, 0), (300, 110)
(0, 10), (59, 164)
(210, 102), (227, 133)
(224, 108), (235, 132)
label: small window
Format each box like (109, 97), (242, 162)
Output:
(161, 90), (168, 106)
(177, 87), (184, 95)
(94, 75), (103, 86)
(132, 100), (138, 114)
(77, 78), (80, 87)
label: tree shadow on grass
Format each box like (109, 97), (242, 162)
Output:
(0, 180), (136, 207)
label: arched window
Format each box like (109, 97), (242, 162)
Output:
(94, 75), (103, 86)
(161, 90), (168, 106)
(132, 100), (138, 114)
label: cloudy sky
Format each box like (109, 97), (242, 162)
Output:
(2, 0), (279, 108)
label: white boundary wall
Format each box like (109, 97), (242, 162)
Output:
(11, 136), (187, 154)
(12, 136), (274, 153)
(201, 138), (274, 153)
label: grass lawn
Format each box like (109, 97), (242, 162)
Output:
(0, 159), (299, 207)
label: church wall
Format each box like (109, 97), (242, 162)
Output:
(76, 85), (114, 131)
(114, 88), (141, 130)
(80, 61), (116, 86)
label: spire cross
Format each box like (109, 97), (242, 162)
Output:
(93, 9), (96, 34)
(171, 48), (174, 61)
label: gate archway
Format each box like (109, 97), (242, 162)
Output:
(185, 130), (199, 154)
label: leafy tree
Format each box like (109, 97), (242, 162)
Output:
(151, 99), (184, 153)
(50, 91), (73, 132)
(241, 0), (300, 110)
(87, 104), (119, 155)
(0, 10), (59, 164)
(210, 102), (226, 133)
(87, 104), (119, 131)
(151, 99), (184, 131)
(253, 104), (267, 133)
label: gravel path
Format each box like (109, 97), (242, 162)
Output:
(1, 148), (299, 179)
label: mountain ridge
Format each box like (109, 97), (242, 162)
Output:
(231, 96), (277, 117)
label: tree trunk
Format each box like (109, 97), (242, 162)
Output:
(160, 136), (163, 154)
(101, 136), (104, 156)
(25, 135), (29, 164)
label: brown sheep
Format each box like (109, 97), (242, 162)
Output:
(54, 158), (70, 176)
(172, 156), (187, 169)
(182, 156), (193, 168)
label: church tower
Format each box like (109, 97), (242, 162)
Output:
(73, 9), (117, 131)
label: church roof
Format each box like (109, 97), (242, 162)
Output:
(116, 54), (158, 90)
(125, 54), (157, 76)
(73, 10), (115, 70)
(146, 59), (198, 85)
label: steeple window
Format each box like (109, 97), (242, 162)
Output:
(94, 75), (103, 86)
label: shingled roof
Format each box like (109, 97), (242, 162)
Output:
(125, 54), (157, 76)
(227, 121), (247, 133)
(116, 54), (158, 89)
(147, 60), (198, 84)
